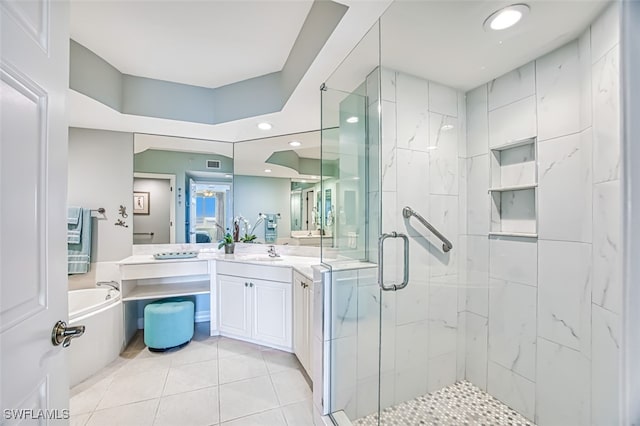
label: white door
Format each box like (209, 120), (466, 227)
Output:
(218, 275), (251, 338)
(1, 0), (71, 419)
(252, 279), (292, 349)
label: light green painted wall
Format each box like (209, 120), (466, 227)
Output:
(134, 149), (233, 243)
(234, 175), (292, 242)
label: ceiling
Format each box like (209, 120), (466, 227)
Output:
(70, 0), (313, 89)
(380, 0), (609, 91)
(69, 0), (611, 144)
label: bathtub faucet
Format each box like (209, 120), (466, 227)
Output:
(97, 281), (119, 291)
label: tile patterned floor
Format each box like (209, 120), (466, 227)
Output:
(70, 324), (313, 426)
(354, 380), (535, 426)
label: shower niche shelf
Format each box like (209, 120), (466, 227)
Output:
(488, 137), (538, 238)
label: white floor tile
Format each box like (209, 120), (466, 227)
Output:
(262, 349), (300, 374)
(70, 376), (113, 415)
(87, 399), (159, 426)
(71, 413), (91, 426)
(217, 338), (266, 359)
(163, 359), (218, 395)
(270, 369), (312, 406)
(96, 369), (167, 410)
(218, 353), (268, 384)
(154, 387), (219, 426)
(170, 341), (219, 366)
(281, 400), (314, 426)
(219, 376), (279, 422)
(220, 408), (287, 426)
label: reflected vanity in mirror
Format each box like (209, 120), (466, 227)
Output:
(126, 128), (364, 248)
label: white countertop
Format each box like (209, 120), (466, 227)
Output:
(118, 253), (320, 280)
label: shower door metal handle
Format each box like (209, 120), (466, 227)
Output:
(378, 232), (410, 291)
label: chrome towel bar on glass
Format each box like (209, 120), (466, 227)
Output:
(402, 206), (453, 253)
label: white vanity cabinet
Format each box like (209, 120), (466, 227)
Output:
(217, 261), (292, 351)
(293, 271), (313, 376)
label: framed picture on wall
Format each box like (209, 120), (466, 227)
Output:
(133, 192), (150, 215)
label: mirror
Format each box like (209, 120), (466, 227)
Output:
(131, 130), (332, 246)
(234, 131), (324, 246)
(133, 133), (234, 245)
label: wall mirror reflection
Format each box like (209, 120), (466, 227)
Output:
(133, 133), (234, 245)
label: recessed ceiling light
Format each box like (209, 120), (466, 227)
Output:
(483, 4), (529, 31)
(311, 176), (319, 179)
(441, 124), (455, 131)
(225, 174), (232, 178)
(264, 168), (272, 173)
(346, 116), (359, 124)
(257, 122), (272, 130)
(289, 141), (301, 147)
(301, 180), (307, 183)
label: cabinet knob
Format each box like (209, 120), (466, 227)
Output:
(250, 282), (254, 287)
(245, 282), (248, 287)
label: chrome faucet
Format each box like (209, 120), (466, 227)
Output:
(97, 281), (119, 291)
(267, 245), (280, 258)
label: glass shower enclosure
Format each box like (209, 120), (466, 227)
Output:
(319, 2), (624, 425)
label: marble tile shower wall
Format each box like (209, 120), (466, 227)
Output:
(463, 4), (621, 425)
(328, 67), (468, 421)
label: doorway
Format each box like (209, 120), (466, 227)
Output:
(133, 173), (176, 244)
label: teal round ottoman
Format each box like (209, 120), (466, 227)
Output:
(144, 298), (194, 351)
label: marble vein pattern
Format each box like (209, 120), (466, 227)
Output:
(592, 46), (620, 183)
(590, 2), (620, 64)
(381, 100), (398, 191)
(466, 85), (489, 157)
(488, 279), (537, 381)
(592, 180), (621, 314)
(467, 154), (490, 235)
(537, 131), (592, 242)
(538, 240), (592, 355)
(488, 96), (537, 148)
(396, 72), (429, 151)
(488, 62), (535, 111)
(465, 235), (489, 317)
(465, 312), (488, 391)
(535, 40), (581, 142)
(591, 304), (621, 426)
(428, 81), (458, 117)
(487, 361), (536, 422)
(429, 113), (459, 195)
(578, 28), (592, 131)
(536, 338), (591, 426)
(489, 237), (537, 286)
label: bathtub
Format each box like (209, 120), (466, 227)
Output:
(68, 288), (124, 387)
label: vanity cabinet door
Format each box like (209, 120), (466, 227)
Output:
(293, 274), (306, 365)
(218, 275), (252, 338)
(304, 278), (314, 376)
(251, 279), (292, 349)
(293, 272), (313, 376)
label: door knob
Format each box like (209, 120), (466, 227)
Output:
(51, 320), (85, 348)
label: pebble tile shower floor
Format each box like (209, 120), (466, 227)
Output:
(354, 380), (535, 426)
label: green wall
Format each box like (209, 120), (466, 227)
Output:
(134, 149), (233, 243)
